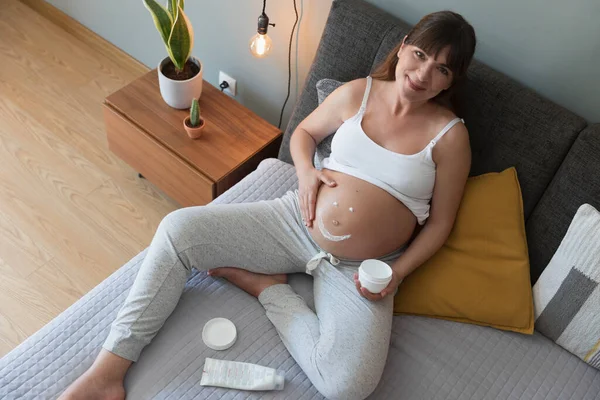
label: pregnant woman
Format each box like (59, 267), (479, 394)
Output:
(60, 10), (476, 400)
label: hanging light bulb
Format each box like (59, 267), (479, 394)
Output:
(250, 1), (275, 58)
(250, 32), (273, 58)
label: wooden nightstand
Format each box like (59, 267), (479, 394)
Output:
(103, 69), (283, 207)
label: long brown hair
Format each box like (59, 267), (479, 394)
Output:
(371, 11), (476, 114)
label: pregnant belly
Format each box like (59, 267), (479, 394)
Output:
(306, 169), (418, 260)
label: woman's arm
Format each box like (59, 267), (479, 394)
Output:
(290, 79), (364, 171)
(391, 122), (472, 280)
(290, 79), (366, 227)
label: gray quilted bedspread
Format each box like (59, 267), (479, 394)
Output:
(1, 158), (599, 399)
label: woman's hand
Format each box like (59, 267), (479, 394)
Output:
(296, 167), (336, 227)
(353, 270), (403, 302)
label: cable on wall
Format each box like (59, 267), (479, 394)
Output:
(278, 0), (299, 130)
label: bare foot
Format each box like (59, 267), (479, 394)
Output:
(208, 267), (287, 298)
(57, 369), (125, 400)
(57, 349), (131, 400)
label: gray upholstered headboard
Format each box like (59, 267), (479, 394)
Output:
(277, 0), (587, 222)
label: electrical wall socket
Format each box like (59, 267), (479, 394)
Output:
(218, 71), (237, 96)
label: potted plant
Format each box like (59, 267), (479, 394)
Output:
(183, 98), (205, 139)
(143, 0), (203, 109)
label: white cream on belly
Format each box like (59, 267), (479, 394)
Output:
(317, 200), (353, 242)
(317, 215), (351, 242)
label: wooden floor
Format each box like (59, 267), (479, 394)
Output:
(0, 0), (180, 358)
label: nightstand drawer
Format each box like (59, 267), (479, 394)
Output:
(103, 105), (214, 207)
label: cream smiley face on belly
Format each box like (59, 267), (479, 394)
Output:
(317, 215), (351, 241)
(317, 201), (355, 242)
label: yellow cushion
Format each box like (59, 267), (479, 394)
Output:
(393, 167), (534, 334)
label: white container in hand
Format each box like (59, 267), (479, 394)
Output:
(358, 259), (393, 294)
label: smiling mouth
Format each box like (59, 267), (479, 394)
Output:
(317, 215), (351, 242)
(406, 76), (426, 91)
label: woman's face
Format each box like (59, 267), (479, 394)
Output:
(394, 37), (454, 103)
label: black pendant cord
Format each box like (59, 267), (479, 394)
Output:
(262, 0), (266, 15)
(278, 0), (298, 130)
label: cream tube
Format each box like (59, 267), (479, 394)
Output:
(200, 358), (285, 391)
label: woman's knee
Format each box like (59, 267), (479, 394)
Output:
(155, 207), (206, 247)
(312, 361), (383, 400)
(159, 207), (201, 233)
(315, 376), (379, 400)
(161, 207), (194, 224)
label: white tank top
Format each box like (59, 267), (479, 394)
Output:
(322, 76), (464, 225)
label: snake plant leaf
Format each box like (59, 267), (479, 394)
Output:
(167, 5), (194, 71)
(167, 0), (176, 18)
(167, 0), (184, 18)
(143, 0), (173, 47)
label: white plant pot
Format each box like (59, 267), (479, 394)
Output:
(157, 56), (203, 109)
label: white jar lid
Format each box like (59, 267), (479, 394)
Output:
(202, 318), (237, 351)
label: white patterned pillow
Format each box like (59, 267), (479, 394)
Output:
(533, 203), (600, 370)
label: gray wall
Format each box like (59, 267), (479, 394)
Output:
(45, 0), (332, 130)
(366, 0), (600, 123)
(47, 0), (599, 127)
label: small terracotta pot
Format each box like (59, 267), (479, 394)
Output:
(183, 116), (205, 139)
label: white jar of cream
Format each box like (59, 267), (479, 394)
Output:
(358, 259), (393, 294)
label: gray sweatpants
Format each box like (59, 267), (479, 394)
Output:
(103, 189), (406, 400)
